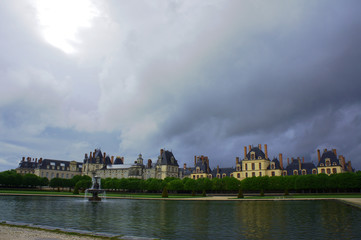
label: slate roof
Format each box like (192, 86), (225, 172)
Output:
(211, 167), (236, 178)
(158, 150), (179, 166)
(317, 151), (339, 167)
(285, 158), (316, 175)
(246, 147), (266, 160)
(38, 159), (82, 172)
(113, 157), (123, 165)
(195, 159), (210, 173)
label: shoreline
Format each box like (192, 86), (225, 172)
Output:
(1, 192), (361, 208)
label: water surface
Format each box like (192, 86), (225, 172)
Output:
(0, 196), (360, 239)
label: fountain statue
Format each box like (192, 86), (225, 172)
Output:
(86, 172), (105, 202)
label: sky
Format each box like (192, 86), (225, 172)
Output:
(1, 0), (361, 172)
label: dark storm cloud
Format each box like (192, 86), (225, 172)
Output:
(1, 1), (361, 171)
(155, 1), (361, 169)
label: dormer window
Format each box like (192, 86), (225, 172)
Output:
(320, 163), (324, 167)
(251, 153), (255, 160)
(258, 156), (262, 159)
(326, 159), (331, 167)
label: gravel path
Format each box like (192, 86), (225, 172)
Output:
(0, 225), (102, 240)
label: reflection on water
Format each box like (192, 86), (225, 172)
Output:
(0, 196), (361, 239)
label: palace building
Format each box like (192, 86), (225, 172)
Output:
(16, 145), (354, 181)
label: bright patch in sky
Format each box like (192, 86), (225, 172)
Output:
(34, 0), (99, 54)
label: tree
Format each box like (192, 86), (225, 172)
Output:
(168, 179), (184, 193)
(184, 178), (197, 193)
(22, 174), (40, 187)
(162, 187), (168, 198)
(75, 179), (92, 192)
(49, 178), (64, 191)
(237, 189), (244, 198)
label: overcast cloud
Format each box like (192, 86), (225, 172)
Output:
(1, 0), (361, 171)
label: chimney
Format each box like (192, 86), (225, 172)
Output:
(317, 149), (321, 163)
(302, 157), (305, 163)
(291, 157), (294, 163)
(264, 144), (268, 159)
(39, 158), (43, 164)
(298, 158), (301, 170)
(347, 161), (352, 172)
(236, 157), (239, 164)
(340, 155), (345, 170)
(279, 153), (283, 169)
(111, 156), (114, 164)
(207, 158), (210, 173)
(249, 145), (251, 151)
(287, 157), (290, 165)
(244, 146), (247, 158)
(184, 163), (187, 169)
(35, 158), (38, 163)
(22, 157), (25, 162)
(160, 149), (164, 156)
(121, 157), (124, 164)
(324, 148), (327, 153)
(103, 152), (106, 159)
(332, 149), (337, 158)
(258, 144), (262, 150)
(27, 157), (31, 162)
(90, 152), (93, 160)
(148, 159), (152, 168)
(194, 156), (197, 166)
(217, 165), (219, 174)
(85, 153), (88, 159)
(201, 155), (204, 164)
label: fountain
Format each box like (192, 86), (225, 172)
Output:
(86, 173), (105, 202)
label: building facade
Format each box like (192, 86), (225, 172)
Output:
(16, 145), (354, 181)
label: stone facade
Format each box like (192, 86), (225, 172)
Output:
(16, 145), (354, 181)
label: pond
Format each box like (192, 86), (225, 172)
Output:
(0, 196), (360, 239)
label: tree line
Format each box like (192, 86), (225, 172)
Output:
(1, 170), (361, 193)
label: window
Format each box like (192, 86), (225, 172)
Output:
(245, 164), (248, 170)
(193, 175), (195, 179)
(237, 173), (240, 178)
(293, 170), (298, 175)
(312, 169), (317, 174)
(252, 163), (255, 170)
(272, 171), (275, 176)
(332, 168), (337, 174)
(237, 166), (240, 171)
(259, 163), (261, 169)
(217, 174), (220, 178)
(208, 174), (212, 179)
(271, 164), (275, 170)
(222, 173), (226, 178)
(252, 172), (255, 177)
(283, 171), (287, 176)
(230, 174), (233, 177)
(259, 172), (262, 176)
(245, 173), (248, 178)
(302, 170), (306, 175)
(321, 169), (325, 173)
(327, 168), (331, 174)
(326, 160), (331, 167)
(251, 153), (255, 160)
(320, 163), (324, 166)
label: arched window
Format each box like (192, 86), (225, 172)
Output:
(312, 169), (317, 174)
(327, 168), (331, 174)
(302, 170), (306, 175)
(293, 170), (298, 175)
(326, 160), (331, 167)
(332, 168), (337, 174)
